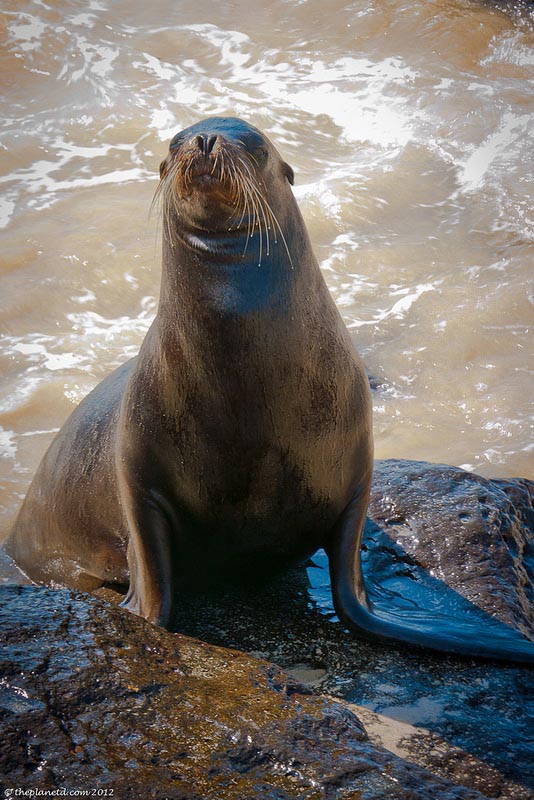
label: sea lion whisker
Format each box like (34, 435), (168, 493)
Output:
(233, 152), (284, 263)
(219, 148), (229, 186)
(228, 154), (245, 215)
(222, 156), (248, 232)
(235, 156), (259, 190)
(226, 186), (248, 236)
(210, 150), (224, 175)
(245, 182), (264, 266)
(255, 187), (294, 269)
(237, 184), (253, 238)
(241, 190), (255, 257)
(244, 175), (271, 259)
(184, 158), (193, 193)
(254, 184), (272, 260)
(232, 158), (269, 259)
(249, 191), (263, 261)
(154, 170), (172, 245)
(241, 174), (277, 264)
(232, 160), (261, 258)
(149, 184), (165, 250)
(165, 160), (182, 245)
(217, 156), (250, 250)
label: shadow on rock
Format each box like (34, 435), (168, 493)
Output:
(167, 460), (534, 798)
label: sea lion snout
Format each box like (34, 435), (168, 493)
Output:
(193, 133), (218, 156)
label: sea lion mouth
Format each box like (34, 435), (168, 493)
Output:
(186, 154), (225, 192)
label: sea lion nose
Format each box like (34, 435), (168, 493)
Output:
(194, 134), (218, 156)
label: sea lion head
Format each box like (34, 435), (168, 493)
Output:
(155, 117), (295, 262)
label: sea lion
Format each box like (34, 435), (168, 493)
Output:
(7, 117), (534, 663)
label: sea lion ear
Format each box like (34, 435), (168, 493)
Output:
(283, 161), (295, 185)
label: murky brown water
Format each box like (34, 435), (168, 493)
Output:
(1, 0), (533, 539)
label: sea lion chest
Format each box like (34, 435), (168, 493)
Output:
(119, 297), (366, 562)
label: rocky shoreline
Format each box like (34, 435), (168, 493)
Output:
(2, 460), (533, 799)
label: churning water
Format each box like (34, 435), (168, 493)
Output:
(1, 0), (533, 538)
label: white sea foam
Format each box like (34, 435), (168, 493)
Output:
(458, 112), (534, 192)
(11, 342), (85, 372)
(0, 376), (43, 415)
(0, 428), (17, 460)
(346, 283), (438, 328)
(483, 31), (534, 68)
(58, 36), (119, 85)
(184, 24), (252, 69)
(0, 135), (150, 204)
(138, 24), (417, 149)
(67, 306), (155, 343)
(7, 13), (47, 52)
(0, 198), (16, 230)
(66, 13), (99, 28)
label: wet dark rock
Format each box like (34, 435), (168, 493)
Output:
(0, 585), (493, 800)
(2, 459), (533, 799)
(166, 460), (534, 799)
(367, 460), (534, 639)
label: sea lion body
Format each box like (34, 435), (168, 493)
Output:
(7, 117), (534, 663)
(9, 117), (371, 610)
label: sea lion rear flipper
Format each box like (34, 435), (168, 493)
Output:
(327, 484), (534, 664)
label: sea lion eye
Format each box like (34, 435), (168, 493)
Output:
(253, 146), (268, 166)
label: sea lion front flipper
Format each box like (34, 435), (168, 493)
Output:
(119, 491), (178, 627)
(327, 482), (534, 664)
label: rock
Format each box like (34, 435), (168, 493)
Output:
(2, 459), (533, 799)
(0, 585), (493, 800)
(167, 460), (534, 799)
(367, 460), (534, 639)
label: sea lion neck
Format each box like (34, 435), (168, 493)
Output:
(151, 213), (329, 382)
(157, 203), (316, 322)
